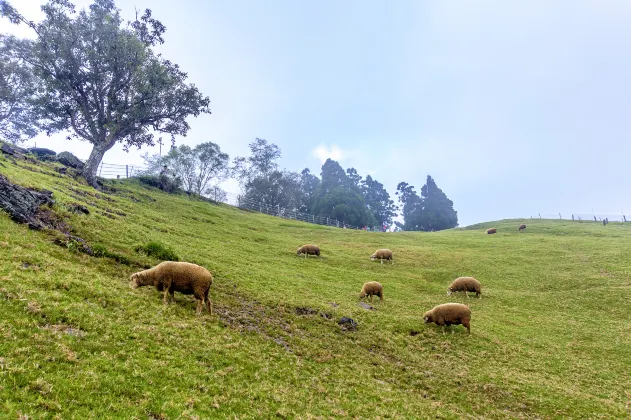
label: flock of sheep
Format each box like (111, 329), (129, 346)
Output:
(129, 223), (528, 335)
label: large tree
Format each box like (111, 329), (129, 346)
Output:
(0, 34), (39, 144)
(298, 168), (320, 213)
(396, 176), (457, 231)
(1, 0), (211, 187)
(362, 175), (398, 227)
(312, 159), (376, 227)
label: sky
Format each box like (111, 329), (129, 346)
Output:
(2, 0), (631, 226)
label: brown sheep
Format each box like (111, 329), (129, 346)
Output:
(359, 281), (383, 303)
(486, 228), (497, 234)
(448, 276), (482, 298)
(130, 261), (213, 315)
(296, 244), (320, 258)
(423, 303), (471, 334)
(519, 224), (526, 231)
(370, 248), (394, 264)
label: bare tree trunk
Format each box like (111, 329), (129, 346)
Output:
(83, 142), (114, 188)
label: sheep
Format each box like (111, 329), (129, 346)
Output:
(370, 248), (394, 264)
(359, 281), (383, 303)
(486, 228), (497, 234)
(423, 303), (471, 334)
(519, 224), (526, 231)
(447, 276), (482, 298)
(130, 261), (213, 315)
(296, 244), (320, 258)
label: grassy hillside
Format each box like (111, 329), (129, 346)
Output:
(1, 154), (630, 419)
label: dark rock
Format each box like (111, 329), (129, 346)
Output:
(66, 203), (90, 215)
(338, 317), (358, 330)
(358, 302), (375, 310)
(28, 147), (56, 160)
(0, 142), (28, 158)
(0, 173), (54, 229)
(57, 151), (84, 170)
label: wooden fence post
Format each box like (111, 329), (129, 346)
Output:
(126, 165), (129, 178)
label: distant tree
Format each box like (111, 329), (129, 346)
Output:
(233, 138), (281, 185)
(396, 176), (457, 231)
(418, 175), (458, 231)
(298, 168), (320, 213)
(1, 0), (211, 187)
(0, 34), (38, 144)
(143, 141), (229, 196)
(234, 139), (306, 210)
(205, 184), (228, 203)
(362, 175), (397, 227)
(312, 159), (375, 226)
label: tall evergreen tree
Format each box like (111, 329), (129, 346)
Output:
(312, 159), (375, 226)
(362, 175), (397, 227)
(299, 168), (320, 213)
(396, 176), (457, 231)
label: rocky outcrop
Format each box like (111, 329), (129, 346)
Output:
(57, 151), (85, 170)
(0, 173), (55, 229)
(28, 147), (57, 160)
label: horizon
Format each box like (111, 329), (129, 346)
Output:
(2, 0), (630, 226)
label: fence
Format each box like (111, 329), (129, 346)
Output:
(97, 162), (148, 179)
(529, 213), (628, 223)
(97, 162), (387, 232)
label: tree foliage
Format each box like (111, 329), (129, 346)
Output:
(142, 142), (229, 196)
(312, 159), (376, 227)
(1, 0), (211, 186)
(0, 34), (39, 143)
(396, 176), (457, 231)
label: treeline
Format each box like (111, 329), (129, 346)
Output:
(143, 138), (458, 231)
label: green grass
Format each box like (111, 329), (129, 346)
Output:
(1, 154), (630, 419)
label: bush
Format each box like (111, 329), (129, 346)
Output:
(136, 174), (181, 194)
(134, 241), (179, 261)
(92, 244), (132, 265)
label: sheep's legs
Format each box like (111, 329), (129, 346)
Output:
(195, 299), (203, 315)
(465, 291), (469, 298)
(206, 298), (213, 315)
(162, 290), (169, 304)
(380, 259), (383, 265)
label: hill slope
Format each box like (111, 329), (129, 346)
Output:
(1, 154), (630, 418)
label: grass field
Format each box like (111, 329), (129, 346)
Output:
(1, 153), (630, 419)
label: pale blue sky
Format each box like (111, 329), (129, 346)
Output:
(3, 1), (631, 226)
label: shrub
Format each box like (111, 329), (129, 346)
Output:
(134, 241), (179, 261)
(136, 174), (181, 194)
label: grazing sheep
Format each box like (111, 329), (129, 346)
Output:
(519, 224), (526, 231)
(370, 248), (394, 264)
(423, 303), (471, 334)
(359, 281), (383, 303)
(448, 276), (482, 298)
(130, 261), (213, 315)
(296, 244), (320, 258)
(486, 228), (497, 234)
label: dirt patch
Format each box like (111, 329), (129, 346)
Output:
(295, 306), (318, 316)
(41, 324), (87, 338)
(66, 203), (90, 215)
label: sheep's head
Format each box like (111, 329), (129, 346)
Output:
(129, 272), (147, 288)
(370, 254), (377, 261)
(423, 311), (432, 323)
(296, 248), (303, 255)
(359, 291), (367, 299)
(447, 287), (453, 296)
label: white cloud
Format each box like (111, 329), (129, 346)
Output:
(311, 144), (345, 164)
